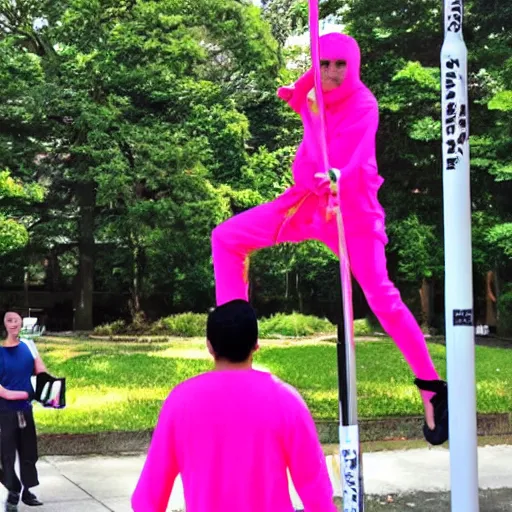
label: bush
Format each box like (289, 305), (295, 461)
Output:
(259, 312), (336, 338)
(92, 312), (385, 339)
(127, 311), (149, 334)
(353, 318), (374, 336)
(93, 320), (126, 336)
(150, 313), (207, 337)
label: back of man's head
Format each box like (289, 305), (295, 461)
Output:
(207, 300), (258, 363)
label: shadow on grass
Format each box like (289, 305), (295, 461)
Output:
(34, 353), (212, 434)
(256, 342), (511, 418)
(39, 337), (183, 356)
(46, 353), (212, 387)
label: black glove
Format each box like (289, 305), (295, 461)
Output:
(414, 378), (449, 446)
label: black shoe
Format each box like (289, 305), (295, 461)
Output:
(414, 378), (449, 446)
(21, 491), (43, 507)
(6, 492), (19, 506)
(5, 492), (18, 512)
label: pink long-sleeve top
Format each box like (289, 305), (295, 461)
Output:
(132, 369), (336, 512)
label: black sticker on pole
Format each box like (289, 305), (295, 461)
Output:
(447, 0), (462, 33)
(443, 57), (467, 172)
(453, 309), (473, 326)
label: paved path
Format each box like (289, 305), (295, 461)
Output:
(2, 445), (511, 511)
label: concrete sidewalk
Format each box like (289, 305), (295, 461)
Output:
(2, 445), (511, 511)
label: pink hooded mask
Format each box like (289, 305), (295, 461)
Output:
(278, 33), (365, 110)
(317, 33), (364, 103)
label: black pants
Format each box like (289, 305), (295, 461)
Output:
(0, 409), (39, 495)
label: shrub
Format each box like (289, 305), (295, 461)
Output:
(92, 312), (384, 339)
(151, 313), (207, 337)
(93, 320), (126, 336)
(353, 318), (374, 336)
(259, 312), (335, 338)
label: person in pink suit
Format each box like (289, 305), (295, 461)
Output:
(132, 300), (337, 512)
(212, 32), (448, 445)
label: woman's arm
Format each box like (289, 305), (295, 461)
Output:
(0, 385), (29, 400)
(34, 355), (48, 375)
(21, 337), (48, 375)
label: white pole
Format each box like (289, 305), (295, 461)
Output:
(440, 1), (479, 510)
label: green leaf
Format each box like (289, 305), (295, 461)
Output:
(0, 216), (29, 256)
(408, 117), (441, 141)
(392, 62), (440, 91)
(488, 90), (512, 111)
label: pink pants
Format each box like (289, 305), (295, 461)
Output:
(212, 196), (439, 397)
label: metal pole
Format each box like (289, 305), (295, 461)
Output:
(334, 201), (364, 512)
(440, 1), (479, 510)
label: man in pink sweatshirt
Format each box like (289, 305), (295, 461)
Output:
(132, 299), (337, 512)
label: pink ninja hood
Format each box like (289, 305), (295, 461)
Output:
(318, 32), (365, 103)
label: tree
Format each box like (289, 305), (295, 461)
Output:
(1, 0), (510, 330)
(0, 0), (280, 326)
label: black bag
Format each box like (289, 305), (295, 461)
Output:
(34, 372), (66, 409)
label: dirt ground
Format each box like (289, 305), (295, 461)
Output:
(332, 489), (512, 511)
(172, 489), (512, 512)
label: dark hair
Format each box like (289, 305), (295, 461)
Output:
(0, 311), (5, 338)
(1, 310), (15, 339)
(207, 299), (258, 363)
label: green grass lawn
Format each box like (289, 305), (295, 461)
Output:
(32, 336), (512, 435)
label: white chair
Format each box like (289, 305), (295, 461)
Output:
(21, 316), (45, 338)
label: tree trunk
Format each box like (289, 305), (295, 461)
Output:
(296, 271), (303, 313)
(485, 270), (497, 333)
(23, 266), (29, 309)
(419, 277), (434, 329)
(73, 182), (95, 331)
(45, 248), (64, 291)
(129, 239), (146, 322)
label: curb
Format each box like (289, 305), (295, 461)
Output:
(38, 430), (154, 456)
(37, 413), (512, 456)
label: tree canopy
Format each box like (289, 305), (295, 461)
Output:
(1, 0), (510, 332)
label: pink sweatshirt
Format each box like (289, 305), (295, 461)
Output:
(132, 369), (336, 512)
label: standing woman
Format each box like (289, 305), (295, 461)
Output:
(1, 312), (45, 511)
